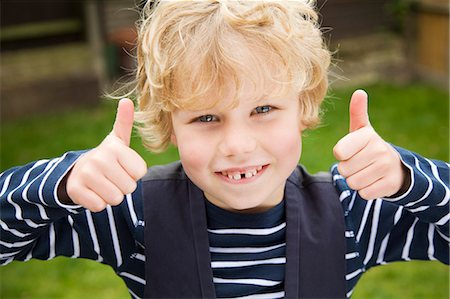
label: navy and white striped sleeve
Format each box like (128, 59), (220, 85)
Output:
(332, 146), (449, 296)
(378, 146), (449, 264)
(0, 152), (147, 297)
(0, 152), (137, 266)
(0, 151), (94, 265)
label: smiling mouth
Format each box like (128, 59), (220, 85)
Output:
(217, 165), (265, 181)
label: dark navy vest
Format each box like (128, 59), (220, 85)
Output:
(142, 161), (346, 298)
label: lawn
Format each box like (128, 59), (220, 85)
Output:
(0, 82), (448, 298)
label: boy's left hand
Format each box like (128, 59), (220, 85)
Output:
(333, 90), (408, 200)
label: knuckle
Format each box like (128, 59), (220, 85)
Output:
(346, 177), (357, 190)
(130, 164), (147, 181)
(358, 189), (372, 200)
(107, 192), (125, 206)
(359, 187), (379, 200)
(89, 201), (107, 213)
(138, 164), (148, 179)
(90, 154), (108, 169)
(377, 146), (390, 159)
(125, 181), (138, 194)
(119, 179), (137, 195)
(337, 163), (348, 178)
(346, 175), (368, 192)
(78, 163), (97, 181)
(333, 145), (343, 160)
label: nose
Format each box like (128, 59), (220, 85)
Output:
(218, 122), (257, 157)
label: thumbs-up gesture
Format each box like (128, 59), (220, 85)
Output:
(333, 90), (408, 200)
(66, 99), (147, 212)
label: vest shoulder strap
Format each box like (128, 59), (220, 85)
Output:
(283, 165), (346, 298)
(303, 170), (333, 184)
(142, 160), (185, 181)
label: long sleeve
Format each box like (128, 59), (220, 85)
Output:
(0, 152), (85, 264)
(0, 152), (148, 298)
(0, 152), (147, 297)
(0, 151), (139, 265)
(332, 146), (449, 297)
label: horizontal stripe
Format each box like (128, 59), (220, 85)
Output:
(0, 238), (34, 248)
(436, 213), (450, 226)
(345, 252), (359, 260)
(213, 277), (281, 287)
(0, 220), (30, 238)
(0, 250), (22, 259)
(119, 272), (146, 285)
(208, 223), (286, 236)
(212, 257), (286, 268)
(133, 253), (146, 262)
(210, 243), (286, 254)
(346, 268), (363, 280)
(408, 206), (429, 213)
(221, 291), (285, 299)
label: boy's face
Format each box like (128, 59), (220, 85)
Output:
(171, 80), (304, 213)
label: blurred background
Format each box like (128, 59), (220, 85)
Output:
(0, 0), (448, 121)
(0, 0), (448, 298)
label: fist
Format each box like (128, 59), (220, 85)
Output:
(66, 99), (147, 212)
(333, 90), (407, 200)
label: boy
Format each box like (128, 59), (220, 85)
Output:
(1, 1), (448, 298)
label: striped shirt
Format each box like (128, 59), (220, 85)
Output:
(206, 199), (286, 298)
(0, 146), (448, 299)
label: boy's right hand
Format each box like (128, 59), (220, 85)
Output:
(66, 99), (147, 212)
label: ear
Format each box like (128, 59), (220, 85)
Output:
(170, 132), (178, 147)
(298, 118), (307, 133)
(299, 122), (306, 133)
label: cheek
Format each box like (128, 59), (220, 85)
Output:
(281, 131), (302, 163)
(176, 134), (211, 172)
(266, 120), (302, 159)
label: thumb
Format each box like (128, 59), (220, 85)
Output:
(349, 89), (370, 132)
(112, 98), (135, 146)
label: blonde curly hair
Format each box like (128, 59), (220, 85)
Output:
(133, 0), (331, 152)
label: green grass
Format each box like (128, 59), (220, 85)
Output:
(0, 82), (448, 298)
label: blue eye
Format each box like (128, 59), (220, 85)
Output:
(198, 114), (216, 122)
(254, 106), (272, 114)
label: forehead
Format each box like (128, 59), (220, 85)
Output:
(175, 73), (297, 113)
(171, 43), (297, 111)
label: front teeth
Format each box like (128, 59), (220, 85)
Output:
(223, 167), (262, 181)
(245, 170), (257, 178)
